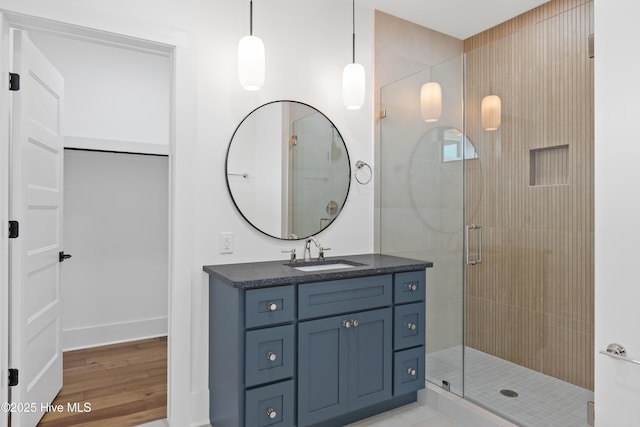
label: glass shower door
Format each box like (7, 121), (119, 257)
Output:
(379, 55), (466, 395)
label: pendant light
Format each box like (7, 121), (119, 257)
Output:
(238, 0), (265, 91)
(420, 81), (442, 122)
(481, 95), (501, 131)
(343, 0), (365, 110)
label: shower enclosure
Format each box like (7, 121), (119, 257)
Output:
(379, 3), (594, 426)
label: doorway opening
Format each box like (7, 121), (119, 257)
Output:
(6, 13), (174, 427)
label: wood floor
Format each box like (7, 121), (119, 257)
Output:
(37, 337), (167, 427)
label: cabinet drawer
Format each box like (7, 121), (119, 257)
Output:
(298, 275), (392, 319)
(246, 325), (295, 387)
(393, 346), (425, 395)
(393, 302), (425, 350)
(245, 380), (295, 427)
(394, 271), (425, 304)
(246, 285), (295, 328)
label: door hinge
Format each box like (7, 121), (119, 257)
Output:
(8, 221), (19, 239)
(8, 369), (18, 387)
(9, 73), (20, 91)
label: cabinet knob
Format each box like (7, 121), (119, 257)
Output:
(407, 322), (416, 331)
(266, 352), (277, 362)
(267, 408), (277, 419)
(407, 368), (417, 376)
(408, 283), (418, 291)
(267, 302), (278, 311)
(352, 319), (359, 327)
(342, 320), (352, 328)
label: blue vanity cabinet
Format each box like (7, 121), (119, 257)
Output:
(392, 270), (426, 396)
(206, 254), (432, 427)
(297, 308), (393, 426)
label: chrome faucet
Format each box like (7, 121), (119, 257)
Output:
(304, 237), (320, 261)
(303, 237), (331, 261)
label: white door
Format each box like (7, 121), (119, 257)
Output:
(8, 29), (64, 427)
(595, 2), (640, 425)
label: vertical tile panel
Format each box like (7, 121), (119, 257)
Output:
(464, 0), (594, 390)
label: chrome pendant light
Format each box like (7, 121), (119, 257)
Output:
(343, 0), (365, 109)
(238, 0), (265, 91)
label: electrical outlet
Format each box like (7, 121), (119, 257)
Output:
(220, 232), (234, 254)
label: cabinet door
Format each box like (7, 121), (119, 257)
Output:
(348, 307), (393, 411)
(298, 314), (349, 426)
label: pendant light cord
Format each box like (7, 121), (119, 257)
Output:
(250, 0), (254, 36)
(352, 0), (356, 64)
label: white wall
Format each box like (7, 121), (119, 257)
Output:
(594, 1), (640, 423)
(62, 150), (168, 350)
(0, 1), (375, 426)
(28, 31), (171, 154)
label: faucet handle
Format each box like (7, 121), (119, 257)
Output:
(318, 247), (331, 260)
(282, 248), (297, 262)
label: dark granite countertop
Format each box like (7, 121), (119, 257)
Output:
(203, 253), (433, 289)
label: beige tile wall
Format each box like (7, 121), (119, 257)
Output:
(464, 0), (594, 390)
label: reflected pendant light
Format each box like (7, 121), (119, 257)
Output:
(481, 95), (501, 131)
(420, 82), (442, 122)
(238, 0), (265, 91)
(343, 0), (365, 110)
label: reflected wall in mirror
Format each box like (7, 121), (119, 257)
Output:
(226, 101), (351, 240)
(409, 126), (481, 233)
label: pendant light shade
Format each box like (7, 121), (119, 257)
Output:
(238, 1), (264, 91)
(481, 95), (501, 131)
(343, 0), (364, 110)
(343, 63), (365, 110)
(238, 35), (265, 91)
(420, 82), (442, 122)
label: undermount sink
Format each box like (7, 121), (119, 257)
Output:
(286, 259), (366, 272)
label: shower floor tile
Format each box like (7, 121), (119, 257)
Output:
(427, 346), (593, 427)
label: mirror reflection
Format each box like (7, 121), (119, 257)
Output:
(409, 126), (481, 232)
(226, 101), (351, 240)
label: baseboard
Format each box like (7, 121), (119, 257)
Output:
(63, 317), (168, 351)
(189, 388), (211, 427)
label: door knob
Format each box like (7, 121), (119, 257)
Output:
(59, 251), (72, 262)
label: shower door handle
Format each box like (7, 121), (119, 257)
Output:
(466, 224), (483, 266)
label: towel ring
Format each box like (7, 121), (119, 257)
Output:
(355, 161), (372, 185)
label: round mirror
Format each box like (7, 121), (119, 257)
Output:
(226, 101), (351, 240)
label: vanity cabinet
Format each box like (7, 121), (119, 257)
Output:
(205, 254), (431, 427)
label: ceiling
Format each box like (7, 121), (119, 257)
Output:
(358, 0), (550, 40)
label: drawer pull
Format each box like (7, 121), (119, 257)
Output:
(267, 408), (277, 419)
(407, 322), (416, 331)
(266, 352), (277, 362)
(407, 368), (416, 376)
(408, 283), (418, 291)
(342, 320), (352, 328)
(267, 302), (278, 311)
